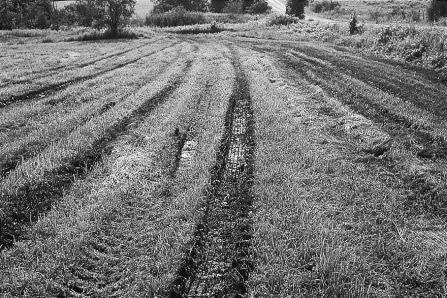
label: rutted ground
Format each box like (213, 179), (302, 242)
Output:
(1, 33), (447, 297)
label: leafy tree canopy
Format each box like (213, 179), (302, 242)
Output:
(76, 0), (136, 35)
(286, 0), (308, 18)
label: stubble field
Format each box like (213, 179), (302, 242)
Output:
(1, 18), (447, 297)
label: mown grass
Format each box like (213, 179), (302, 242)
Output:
(0, 38), (171, 105)
(0, 41), (182, 180)
(0, 41), (234, 296)
(0, 43), (194, 248)
(0, 38), (158, 96)
(240, 46), (447, 296)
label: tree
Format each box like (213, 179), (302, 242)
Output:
(427, 0), (447, 22)
(286, 0), (308, 18)
(0, 0), (52, 29)
(77, 0), (136, 36)
(209, 0), (226, 12)
(246, 0), (271, 14)
(222, 0), (243, 13)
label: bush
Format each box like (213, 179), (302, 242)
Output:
(79, 0), (136, 36)
(145, 7), (207, 27)
(0, 10), (22, 30)
(269, 15), (298, 26)
(42, 37), (54, 43)
(210, 13), (254, 23)
(312, 0), (340, 13)
(222, 0), (244, 13)
(378, 26), (394, 45)
(246, 0), (271, 13)
(66, 29), (138, 41)
(286, 0), (308, 18)
(427, 0), (447, 22)
(210, 0), (227, 12)
(369, 10), (383, 23)
(410, 10), (421, 22)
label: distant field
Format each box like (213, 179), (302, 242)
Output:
(55, 0), (154, 17)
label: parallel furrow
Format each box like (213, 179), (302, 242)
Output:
(0, 40), (181, 108)
(0, 45), (184, 180)
(0, 59), (193, 250)
(0, 38), (158, 88)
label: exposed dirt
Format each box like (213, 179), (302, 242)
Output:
(169, 48), (255, 298)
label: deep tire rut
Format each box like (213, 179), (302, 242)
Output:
(170, 50), (255, 298)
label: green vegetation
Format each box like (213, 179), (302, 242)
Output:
(0, 39), (235, 296)
(269, 15), (298, 26)
(286, 0), (308, 18)
(246, 0), (271, 14)
(152, 0), (208, 12)
(427, 0), (447, 22)
(0, 0), (53, 29)
(65, 29), (138, 41)
(238, 39), (447, 297)
(312, 0), (341, 13)
(76, 0), (136, 36)
(1, 1), (447, 296)
(146, 7), (207, 27)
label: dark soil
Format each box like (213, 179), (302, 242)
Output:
(168, 50), (255, 298)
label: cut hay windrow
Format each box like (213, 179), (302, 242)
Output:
(0, 42), (185, 180)
(0, 37), (163, 88)
(0, 39), (182, 108)
(285, 49), (447, 156)
(0, 57), (194, 250)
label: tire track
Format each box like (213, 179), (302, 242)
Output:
(0, 40), (182, 108)
(169, 48), (255, 298)
(0, 58), (194, 251)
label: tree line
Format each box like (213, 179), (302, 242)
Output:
(0, 0), (136, 32)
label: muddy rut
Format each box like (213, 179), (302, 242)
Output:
(170, 49), (255, 298)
